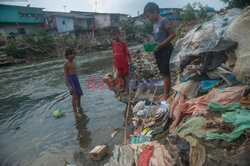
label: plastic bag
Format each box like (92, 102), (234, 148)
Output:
(200, 80), (220, 92)
(206, 101), (250, 141)
(137, 108), (148, 116)
(226, 10), (250, 84)
(155, 103), (170, 115)
(208, 101), (241, 111)
(201, 51), (228, 72)
(133, 101), (145, 114)
(173, 80), (200, 99)
(206, 64), (233, 79)
(52, 108), (64, 118)
(138, 145), (154, 166)
(131, 136), (150, 143)
(170, 9), (243, 77)
(144, 43), (157, 52)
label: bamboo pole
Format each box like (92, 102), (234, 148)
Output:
(123, 81), (133, 144)
(136, 88), (157, 143)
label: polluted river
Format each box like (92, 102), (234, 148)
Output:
(0, 46), (140, 166)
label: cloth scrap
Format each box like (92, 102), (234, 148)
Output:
(206, 101), (250, 141)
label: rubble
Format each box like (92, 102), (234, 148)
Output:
(104, 8), (250, 166)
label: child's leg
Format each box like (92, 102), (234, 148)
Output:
(123, 75), (129, 95)
(117, 77), (124, 91)
(159, 74), (171, 103)
(72, 94), (77, 114)
(76, 95), (82, 111)
(116, 68), (125, 91)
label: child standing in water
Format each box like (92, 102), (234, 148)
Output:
(64, 48), (83, 115)
(112, 29), (132, 95)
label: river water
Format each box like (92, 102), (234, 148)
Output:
(0, 46), (140, 166)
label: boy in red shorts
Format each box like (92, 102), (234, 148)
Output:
(112, 29), (132, 95)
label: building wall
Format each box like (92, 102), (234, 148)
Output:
(0, 5), (43, 23)
(94, 15), (111, 29)
(160, 8), (182, 20)
(0, 23), (43, 37)
(74, 18), (88, 29)
(120, 15), (128, 22)
(55, 16), (74, 33)
(110, 15), (119, 26)
(44, 16), (57, 30)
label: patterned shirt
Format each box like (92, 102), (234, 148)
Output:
(112, 40), (130, 68)
(153, 17), (172, 43)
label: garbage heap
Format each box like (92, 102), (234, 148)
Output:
(105, 8), (250, 166)
(103, 49), (163, 104)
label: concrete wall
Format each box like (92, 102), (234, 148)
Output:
(74, 18), (88, 29)
(44, 16), (57, 30)
(94, 15), (111, 29)
(55, 16), (74, 33)
(0, 23), (43, 37)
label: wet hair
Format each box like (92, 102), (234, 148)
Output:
(111, 28), (120, 35)
(144, 2), (160, 14)
(65, 48), (75, 58)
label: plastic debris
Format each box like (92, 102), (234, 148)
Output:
(206, 101), (250, 141)
(52, 108), (64, 118)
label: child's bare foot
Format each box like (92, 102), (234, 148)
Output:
(117, 88), (125, 93)
(123, 90), (129, 95)
(74, 111), (79, 117)
(158, 94), (169, 104)
(78, 106), (83, 111)
(158, 94), (164, 100)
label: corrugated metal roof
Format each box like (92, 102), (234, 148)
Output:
(160, 8), (183, 11)
(71, 10), (128, 16)
(0, 4), (44, 9)
(43, 11), (93, 19)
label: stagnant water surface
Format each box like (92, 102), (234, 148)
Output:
(0, 45), (141, 166)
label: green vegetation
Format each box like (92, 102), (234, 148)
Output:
(181, 3), (197, 22)
(221, 0), (250, 9)
(143, 22), (153, 35)
(121, 21), (153, 42)
(4, 42), (27, 59)
(181, 2), (211, 22)
(3, 28), (55, 59)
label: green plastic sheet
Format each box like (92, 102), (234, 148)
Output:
(208, 100), (242, 111)
(52, 108), (64, 118)
(206, 101), (250, 141)
(175, 117), (207, 138)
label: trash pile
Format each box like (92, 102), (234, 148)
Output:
(129, 50), (161, 79)
(104, 8), (250, 165)
(103, 49), (162, 104)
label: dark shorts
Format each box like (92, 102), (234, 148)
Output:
(154, 44), (173, 75)
(67, 74), (83, 96)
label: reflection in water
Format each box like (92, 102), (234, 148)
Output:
(0, 45), (142, 165)
(74, 110), (91, 149)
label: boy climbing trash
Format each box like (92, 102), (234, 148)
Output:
(111, 28), (132, 95)
(64, 48), (83, 115)
(144, 2), (176, 103)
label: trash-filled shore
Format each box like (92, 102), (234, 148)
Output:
(101, 8), (250, 166)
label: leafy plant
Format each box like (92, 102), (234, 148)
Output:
(24, 36), (36, 45)
(5, 42), (26, 59)
(181, 3), (197, 22)
(37, 28), (48, 37)
(143, 22), (153, 34)
(220, 0), (250, 9)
